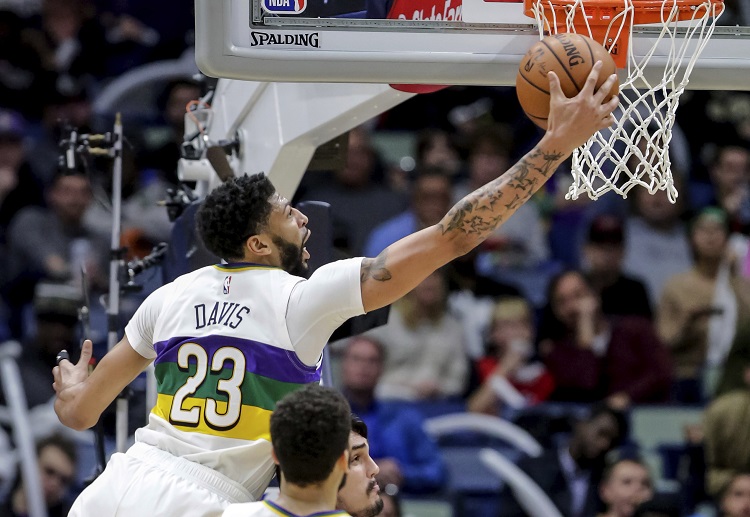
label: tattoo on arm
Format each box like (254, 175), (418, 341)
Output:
(360, 250), (392, 283)
(438, 147), (564, 238)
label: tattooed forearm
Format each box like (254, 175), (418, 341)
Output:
(360, 249), (392, 283)
(438, 145), (565, 240)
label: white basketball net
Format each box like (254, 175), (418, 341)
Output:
(528, 0), (724, 202)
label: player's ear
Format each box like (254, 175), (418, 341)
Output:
(337, 449), (350, 473)
(246, 234), (272, 256)
(271, 447), (280, 466)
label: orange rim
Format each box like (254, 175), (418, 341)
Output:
(523, 0), (724, 67)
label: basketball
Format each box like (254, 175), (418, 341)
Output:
(516, 33), (620, 130)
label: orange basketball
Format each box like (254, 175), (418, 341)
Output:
(516, 33), (619, 130)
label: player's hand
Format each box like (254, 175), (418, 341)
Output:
(546, 61), (619, 151)
(53, 339), (93, 395)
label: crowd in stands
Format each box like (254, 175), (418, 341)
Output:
(1, 1), (750, 516)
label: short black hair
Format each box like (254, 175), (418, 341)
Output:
(196, 173), (276, 261)
(351, 413), (368, 439)
(588, 402), (629, 445)
(271, 384), (352, 486)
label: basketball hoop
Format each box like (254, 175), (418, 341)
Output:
(524, 0), (724, 202)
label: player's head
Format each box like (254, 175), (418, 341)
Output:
(196, 173), (310, 274)
(337, 414), (383, 517)
(270, 384), (351, 487)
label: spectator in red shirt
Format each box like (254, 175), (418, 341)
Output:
(467, 296), (554, 415)
(541, 270), (671, 409)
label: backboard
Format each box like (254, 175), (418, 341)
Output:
(195, 0), (750, 90)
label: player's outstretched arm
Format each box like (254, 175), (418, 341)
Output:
(53, 338), (152, 431)
(360, 63), (619, 313)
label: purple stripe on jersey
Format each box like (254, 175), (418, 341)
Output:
(153, 335), (320, 384)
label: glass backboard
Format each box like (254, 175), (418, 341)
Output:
(195, 0), (750, 89)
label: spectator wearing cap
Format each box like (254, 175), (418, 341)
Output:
(541, 269), (672, 408)
(0, 282), (81, 410)
(657, 207), (750, 403)
(583, 214), (652, 320)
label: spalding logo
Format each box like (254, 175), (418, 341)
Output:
(262, 0), (306, 14)
(555, 34), (585, 67)
(250, 31), (320, 48)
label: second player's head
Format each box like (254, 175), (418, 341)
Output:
(270, 384), (351, 486)
(337, 414), (383, 517)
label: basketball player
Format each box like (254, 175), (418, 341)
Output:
(337, 415), (383, 517)
(222, 384), (352, 517)
(53, 63), (619, 516)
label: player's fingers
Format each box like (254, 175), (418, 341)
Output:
(598, 111), (617, 130)
(548, 71), (564, 101)
(595, 73), (619, 102)
(603, 95), (620, 112)
(56, 349), (69, 366)
(52, 365), (61, 390)
(78, 339), (93, 369)
(581, 61), (604, 93)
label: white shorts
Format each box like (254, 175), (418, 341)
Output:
(69, 442), (254, 517)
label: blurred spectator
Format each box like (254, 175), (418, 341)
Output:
(85, 147), (174, 258)
(0, 282), (81, 410)
(4, 172), (107, 337)
(657, 208), (750, 403)
(95, 0), (195, 63)
(598, 458), (654, 517)
(542, 270), (671, 408)
(27, 80), (95, 187)
(583, 214), (652, 319)
(444, 248), (521, 359)
(339, 336), (446, 494)
(467, 297), (554, 415)
(414, 128), (463, 181)
(0, 433), (78, 517)
(138, 78), (202, 186)
(622, 187), (692, 307)
(454, 124), (550, 269)
(298, 126), (408, 256)
(499, 403), (629, 517)
(718, 472), (750, 517)
(0, 110), (45, 244)
(25, 0), (110, 85)
(0, 10), (49, 121)
(366, 270), (468, 401)
(364, 168), (452, 257)
(708, 145), (750, 237)
(703, 365), (750, 497)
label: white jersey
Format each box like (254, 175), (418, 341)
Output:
(125, 258), (364, 500)
(223, 500), (351, 517)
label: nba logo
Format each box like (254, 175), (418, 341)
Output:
(223, 276), (232, 295)
(262, 0), (306, 14)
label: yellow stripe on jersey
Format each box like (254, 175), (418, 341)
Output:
(152, 393), (272, 441)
